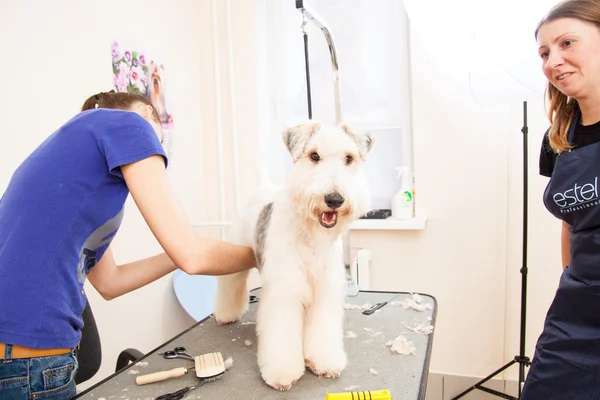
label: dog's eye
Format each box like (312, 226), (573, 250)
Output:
(345, 155), (353, 165)
(310, 152), (320, 163)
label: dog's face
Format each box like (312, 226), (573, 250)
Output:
(282, 121), (374, 231)
(148, 62), (164, 95)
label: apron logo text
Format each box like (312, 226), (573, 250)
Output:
(553, 176), (599, 213)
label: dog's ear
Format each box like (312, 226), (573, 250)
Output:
(339, 123), (375, 161)
(281, 121), (322, 162)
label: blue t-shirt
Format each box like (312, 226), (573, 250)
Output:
(0, 108), (168, 349)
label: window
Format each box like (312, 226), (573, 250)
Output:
(255, 0), (413, 210)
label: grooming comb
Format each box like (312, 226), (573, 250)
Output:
(136, 351), (226, 385)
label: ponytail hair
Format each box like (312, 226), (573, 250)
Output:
(81, 90), (161, 123)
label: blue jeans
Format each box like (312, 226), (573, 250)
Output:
(0, 345), (78, 399)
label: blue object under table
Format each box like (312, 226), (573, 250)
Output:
(75, 289), (437, 400)
(171, 270), (217, 322)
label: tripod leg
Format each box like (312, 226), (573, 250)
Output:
(518, 359), (530, 397)
(450, 359), (517, 400)
(519, 363), (524, 397)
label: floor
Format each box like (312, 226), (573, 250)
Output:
(424, 373), (520, 400)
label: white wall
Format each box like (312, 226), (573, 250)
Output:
(356, 0), (564, 383)
(1, 0), (566, 394)
(350, 58), (561, 382)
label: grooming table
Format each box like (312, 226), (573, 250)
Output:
(75, 289), (437, 400)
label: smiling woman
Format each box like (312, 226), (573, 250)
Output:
(522, 1), (600, 399)
(536, 0), (600, 149)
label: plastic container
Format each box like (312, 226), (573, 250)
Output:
(391, 166), (413, 220)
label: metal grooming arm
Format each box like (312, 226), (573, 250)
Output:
(296, 0), (356, 293)
(295, 0), (342, 124)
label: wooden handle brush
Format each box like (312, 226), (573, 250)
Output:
(136, 366), (193, 385)
(135, 352), (226, 386)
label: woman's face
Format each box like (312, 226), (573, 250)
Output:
(537, 17), (600, 102)
(132, 102), (164, 144)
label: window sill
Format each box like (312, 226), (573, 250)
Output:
(349, 216), (428, 231)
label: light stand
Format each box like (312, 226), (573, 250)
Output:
(451, 101), (532, 399)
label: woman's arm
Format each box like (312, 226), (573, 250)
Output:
(86, 247), (177, 300)
(120, 155), (256, 276)
(561, 220), (570, 270)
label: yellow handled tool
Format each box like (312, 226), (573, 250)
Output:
(326, 389), (392, 399)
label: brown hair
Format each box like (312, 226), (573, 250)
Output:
(81, 90), (161, 123)
(535, 0), (600, 152)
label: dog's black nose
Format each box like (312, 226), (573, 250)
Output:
(325, 192), (345, 209)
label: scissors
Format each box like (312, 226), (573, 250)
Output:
(154, 371), (225, 400)
(154, 373), (222, 400)
(158, 347), (195, 361)
(155, 384), (198, 400)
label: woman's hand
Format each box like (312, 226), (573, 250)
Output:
(119, 155), (256, 276)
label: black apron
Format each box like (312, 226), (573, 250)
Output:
(521, 110), (600, 399)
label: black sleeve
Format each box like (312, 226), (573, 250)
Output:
(539, 128), (556, 178)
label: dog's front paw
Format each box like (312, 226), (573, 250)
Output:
(305, 348), (347, 378)
(260, 357), (305, 391)
(213, 298), (249, 324)
(213, 272), (250, 324)
(213, 305), (246, 325)
(213, 292), (249, 325)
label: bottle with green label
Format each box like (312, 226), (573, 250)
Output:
(392, 166), (413, 220)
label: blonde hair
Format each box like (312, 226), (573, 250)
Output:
(535, 0), (600, 152)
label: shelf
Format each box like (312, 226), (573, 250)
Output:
(349, 216), (428, 231)
(192, 217), (428, 232)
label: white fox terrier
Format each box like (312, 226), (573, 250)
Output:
(213, 121), (374, 391)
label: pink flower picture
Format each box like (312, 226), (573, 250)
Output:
(111, 41), (173, 129)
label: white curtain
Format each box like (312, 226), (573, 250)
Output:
(264, 0), (409, 127)
(257, 0), (412, 207)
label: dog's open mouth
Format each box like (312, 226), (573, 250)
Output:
(319, 211), (338, 228)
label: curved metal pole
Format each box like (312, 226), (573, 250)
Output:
(296, 1), (357, 294)
(296, 0), (342, 124)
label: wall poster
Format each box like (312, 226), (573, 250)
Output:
(111, 41), (174, 160)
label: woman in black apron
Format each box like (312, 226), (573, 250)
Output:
(522, 1), (600, 398)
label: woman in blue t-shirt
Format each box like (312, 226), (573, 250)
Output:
(0, 91), (256, 399)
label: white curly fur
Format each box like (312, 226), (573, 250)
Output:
(213, 121), (374, 391)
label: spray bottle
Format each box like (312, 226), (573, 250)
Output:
(392, 166), (414, 220)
